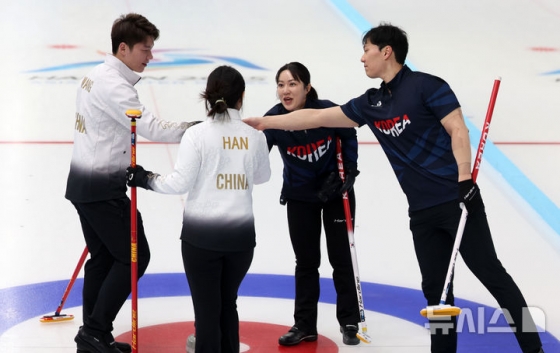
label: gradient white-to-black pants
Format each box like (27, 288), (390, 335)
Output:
(409, 199), (543, 353)
(72, 197), (150, 339)
(285, 190), (360, 334)
(182, 241), (253, 353)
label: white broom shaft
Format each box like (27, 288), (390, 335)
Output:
(439, 207), (467, 305)
(342, 194), (366, 316)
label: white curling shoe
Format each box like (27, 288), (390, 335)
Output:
(186, 334), (195, 353)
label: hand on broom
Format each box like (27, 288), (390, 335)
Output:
(126, 165), (157, 190)
(458, 179), (483, 213)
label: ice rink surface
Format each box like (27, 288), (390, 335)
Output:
(1, 0), (559, 352)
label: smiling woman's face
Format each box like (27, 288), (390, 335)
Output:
(276, 69), (310, 112)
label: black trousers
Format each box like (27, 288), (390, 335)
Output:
(285, 191), (360, 333)
(409, 200), (542, 353)
(72, 198), (150, 337)
(182, 241), (254, 353)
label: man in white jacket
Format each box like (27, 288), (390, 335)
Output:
(65, 13), (199, 353)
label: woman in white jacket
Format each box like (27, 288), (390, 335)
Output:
(127, 65), (271, 353)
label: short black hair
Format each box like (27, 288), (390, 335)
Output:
(111, 13), (159, 54)
(362, 23), (408, 64)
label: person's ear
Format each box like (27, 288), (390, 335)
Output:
(383, 46), (392, 58)
(115, 42), (125, 58)
(236, 92), (245, 109)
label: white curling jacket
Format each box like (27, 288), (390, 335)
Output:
(65, 54), (191, 203)
(148, 109), (271, 251)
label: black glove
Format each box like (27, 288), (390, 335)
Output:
(458, 179), (483, 213)
(339, 169), (360, 194)
(126, 165), (156, 190)
(317, 171), (342, 202)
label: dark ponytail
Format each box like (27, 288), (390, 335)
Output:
(201, 66), (246, 119)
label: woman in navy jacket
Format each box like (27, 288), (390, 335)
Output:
(264, 62), (361, 346)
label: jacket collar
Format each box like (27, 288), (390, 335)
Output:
(225, 108), (242, 120)
(211, 108), (242, 121)
(104, 54), (141, 86)
(382, 64), (411, 92)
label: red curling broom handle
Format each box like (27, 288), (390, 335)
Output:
(55, 246), (89, 315)
(472, 77), (501, 182)
(126, 109), (142, 353)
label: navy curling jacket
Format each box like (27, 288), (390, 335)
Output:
(264, 99), (358, 203)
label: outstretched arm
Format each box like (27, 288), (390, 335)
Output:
(243, 106), (358, 131)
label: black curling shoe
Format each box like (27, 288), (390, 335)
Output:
(114, 342), (131, 353)
(77, 340), (130, 353)
(75, 327), (122, 353)
(340, 324), (360, 345)
(278, 326), (318, 346)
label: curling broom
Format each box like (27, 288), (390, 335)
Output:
(336, 137), (372, 343)
(126, 109), (142, 353)
(40, 246), (88, 322)
(420, 77), (501, 318)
